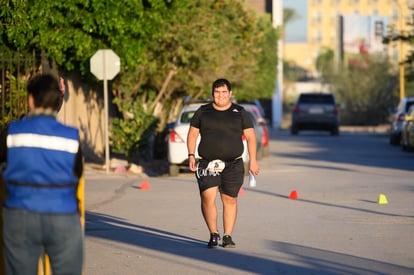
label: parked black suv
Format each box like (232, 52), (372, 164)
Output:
(291, 92), (339, 136)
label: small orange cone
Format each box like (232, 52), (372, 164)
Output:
(238, 187), (245, 196)
(289, 190), (298, 200)
(140, 179), (151, 190)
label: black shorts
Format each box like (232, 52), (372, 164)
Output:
(195, 158), (244, 197)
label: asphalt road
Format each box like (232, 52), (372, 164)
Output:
(83, 128), (414, 275)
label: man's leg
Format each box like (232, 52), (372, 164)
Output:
(221, 193), (238, 235)
(201, 186), (219, 233)
(44, 213), (83, 275)
(3, 208), (43, 275)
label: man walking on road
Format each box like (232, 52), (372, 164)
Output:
(187, 78), (259, 248)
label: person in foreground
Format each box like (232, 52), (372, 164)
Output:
(187, 78), (259, 248)
(0, 74), (83, 274)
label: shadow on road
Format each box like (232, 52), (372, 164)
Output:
(85, 212), (414, 274)
(243, 187), (414, 219)
(269, 129), (414, 172)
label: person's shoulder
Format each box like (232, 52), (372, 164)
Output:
(230, 103), (246, 112)
(53, 120), (79, 135)
(6, 119), (22, 129)
(198, 102), (213, 112)
(61, 123), (79, 132)
(201, 102), (213, 109)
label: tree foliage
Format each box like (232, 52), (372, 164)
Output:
(1, 0), (279, 160)
(315, 47), (334, 83)
(1, 0), (175, 73)
(382, 5), (414, 97)
(318, 52), (397, 125)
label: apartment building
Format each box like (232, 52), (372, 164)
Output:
(285, 0), (413, 76)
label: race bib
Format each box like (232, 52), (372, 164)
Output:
(196, 159), (226, 178)
(206, 159), (225, 173)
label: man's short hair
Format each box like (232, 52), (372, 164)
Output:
(27, 74), (62, 110)
(212, 78), (232, 96)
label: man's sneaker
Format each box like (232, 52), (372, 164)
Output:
(222, 235), (235, 248)
(207, 233), (220, 248)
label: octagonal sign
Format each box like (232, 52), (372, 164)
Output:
(90, 49), (120, 80)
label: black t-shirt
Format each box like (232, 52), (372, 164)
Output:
(190, 103), (253, 161)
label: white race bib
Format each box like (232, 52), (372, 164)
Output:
(206, 159), (225, 173)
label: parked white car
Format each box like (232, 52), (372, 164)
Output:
(167, 102), (249, 176)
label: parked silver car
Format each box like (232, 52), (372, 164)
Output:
(240, 103), (270, 158)
(401, 105), (414, 151)
(389, 96), (414, 145)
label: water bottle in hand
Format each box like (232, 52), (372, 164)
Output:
(249, 172), (256, 187)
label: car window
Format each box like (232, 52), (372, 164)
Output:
(299, 94), (334, 104)
(405, 101), (414, 113)
(180, 111), (196, 123)
(408, 105), (414, 116)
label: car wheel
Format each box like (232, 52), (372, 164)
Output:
(257, 148), (264, 160)
(262, 146), (270, 157)
(401, 135), (407, 151)
(389, 134), (400, 145)
(290, 125), (299, 135)
(169, 164), (180, 176)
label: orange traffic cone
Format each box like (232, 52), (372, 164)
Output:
(289, 190), (298, 200)
(140, 179), (151, 190)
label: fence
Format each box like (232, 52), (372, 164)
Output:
(0, 50), (40, 128)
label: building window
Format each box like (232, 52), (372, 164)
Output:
(331, 10), (340, 25)
(391, 8), (399, 21)
(372, 9), (379, 16)
(331, 0), (341, 4)
(331, 34), (336, 44)
(313, 30), (322, 43)
(313, 10), (322, 24)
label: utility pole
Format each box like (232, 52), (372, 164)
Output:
(272, 0), (283, 129)
(398, 1), (405, 100)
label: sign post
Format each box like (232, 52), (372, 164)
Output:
(90, 49), (121, 173)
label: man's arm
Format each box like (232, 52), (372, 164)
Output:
(73, 145), (84, 179)
(187, 126), (199, 172)
(243, 127), (259, 175)
(0, 125), (8, 165)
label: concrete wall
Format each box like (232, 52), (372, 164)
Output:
(56, 74), (105, 163)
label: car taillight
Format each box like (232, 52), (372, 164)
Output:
(334, 105), (339, 115)
(169, 130), (184, 143)
(293, 104), (299, 114)
(397, 113), (405, 122)
(261, 126), (269, 146)
(262, 134), (268, 147)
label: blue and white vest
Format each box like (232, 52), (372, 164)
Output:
(3, 115), (80, 214)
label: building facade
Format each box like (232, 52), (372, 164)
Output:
(285, 0), (413, 76)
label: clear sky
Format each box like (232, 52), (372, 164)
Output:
(283, 0), (307, 43)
